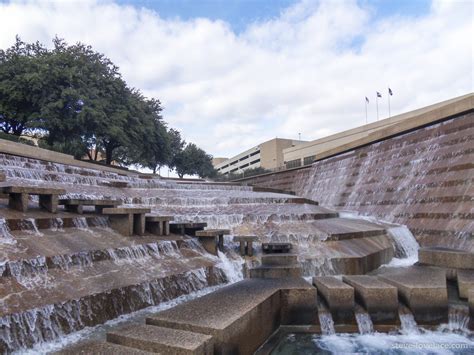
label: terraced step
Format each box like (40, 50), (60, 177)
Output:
(107, 324), (214, 354)
(261, 254), (298, 266)
(314, 218), (387, 241)
(56, 341), (154, 354)
(418, 247), (474, 269)
(250, 265), (303, 279)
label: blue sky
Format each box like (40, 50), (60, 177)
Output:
(117, 0), (432, 33)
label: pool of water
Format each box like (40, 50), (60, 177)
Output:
(271, 331), (474, 354)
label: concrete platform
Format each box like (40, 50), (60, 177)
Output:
(378, 266), (448, 324)
(457, 270), (474, 299)
(342, 275), (398, 323)
(418, 247), (474, 269)
(250, 265), (303, 279)
(261, 254), (298, 266)
(107, 324), (213, 354)
(55, 341), (153, 354)
(313, 276), (354, 322)
(146, 278), (315, 354)
(312, 218), (386, 241)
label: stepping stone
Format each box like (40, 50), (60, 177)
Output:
(261, 254), (298, 266)
(233, 235), (258, 256)
(342, 275), (398, 323)
(58, 198), (120, 214)
(418, 247), (474, 269)
(313, 276), (354, 322)
(170, 222), (207, 236)
(55, 341), (153, 354)
(107, 324), (213, 354)
(250, 265), (303, 279)
(262, 242), (292, 254)
(145, 215), (174, 236)
(378, 266), (448, 324)
(195, 229), (231, 255)
(102, 207), (151, 236)
(457, 270), (474, 299)
(2, 185), (66, 213)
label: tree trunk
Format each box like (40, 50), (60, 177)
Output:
(105, 148), (113, 165)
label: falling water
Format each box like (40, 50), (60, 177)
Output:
(355, 307), (374, 334)
(0, 218), (16, 244)
(50, 218), (64, 232)
(385, 225), (419, 267)
(20, 219), (43, 237)
(439, 305), (471, 332)
(399, 305), (419, 334)
(216, 250), (244, 283)
(317, 301), (335, 335)
(72, 217), (91, 231)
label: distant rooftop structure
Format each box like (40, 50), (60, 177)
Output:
(214, 138), (307, 175)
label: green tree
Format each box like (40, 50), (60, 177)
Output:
(0, 36), (47, 136)
(174, 143), (216, 178)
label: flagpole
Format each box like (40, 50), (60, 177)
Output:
(388, 87), (391, 117)
(365, 100), (368, 124)
(376, 94), (379, 121)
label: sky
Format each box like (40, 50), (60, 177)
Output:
(0, 0), (472, 160)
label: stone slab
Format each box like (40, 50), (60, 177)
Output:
(261, 254), (298, 266)
(58, 198), (120, 206)
(2, 186), (66, 195)
(146, 278), (311, 354)
(250, 265), (303, 279)
(312, 218), (387, 241)
(418, 247), (474, 269)
(145, 215), (174, 222)
(342, 275), (398, 323)
(55, 341), (154, 354)
(107, 324), (213, 354)
(102, 207), (151, 215)
(0, 171), (5, 182)
(233, 235), (258, 242)
(312, 277), (354, 315)
(378, 266), (448, 324)
(457, 270), (474, 299)
(195, 229), (231, 237)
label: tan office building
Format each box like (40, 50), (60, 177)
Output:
(214, 138), (307, 175)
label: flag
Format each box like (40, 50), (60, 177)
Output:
(388, 87), (393, 96)
(365, 97), (369, 103)
(376, 92), (382, 98)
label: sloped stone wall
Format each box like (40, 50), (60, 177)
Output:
(239, 112), (474, 251)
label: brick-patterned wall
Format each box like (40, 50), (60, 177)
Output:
(239, 113), (474, 251)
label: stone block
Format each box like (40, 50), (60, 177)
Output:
(280, 286), (318, 325)
(133, 213), (146, 236)
(108, 214), (134, 236)
(102, 207), (151, 215)
(342, 275), (398, 323)
(170, 222), (207, 236)
(8, 193), (28, 212)
(250, 265), (303, 279)
(261, 254), (298, 266)
(379, 266), (448, 324)
(457, 270), (474, 299)
(313, 276), (354, 322)
(55, 341), (153, 354)
(0, 171), (6, 182)
(107, 324), (213, 354)
(418, 247), (474, 269)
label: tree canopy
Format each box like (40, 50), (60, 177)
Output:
(0, 36), (216, 178)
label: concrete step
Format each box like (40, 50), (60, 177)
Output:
(418, 247), (474, 270)
(250, 265), (303, 279)
(378, 266), (448, 324)
(313, 276), (354, 322)
(342, 275), (398, 323)
(55, 341), (154, 354)
(457, 270), (474, 299)
(261, 253), (298, 266)
(107, 324), (214, 354)
(313, 218), (387, 241)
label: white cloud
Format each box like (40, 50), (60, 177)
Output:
(0, 0), (472, 158)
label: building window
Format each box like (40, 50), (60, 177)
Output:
(249, 159), (260, 165)
(303, 155), (315, 165)
(249, 150), (260, 157)
(286, 159), (302, 169)
(239, 155), (250, 162)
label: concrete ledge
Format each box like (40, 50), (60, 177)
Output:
(457, 270), (474, 299)
(261, 254), (298, 266)
(342, 275), (398, 323)
(418, 247), (474, 269)
(107, 324), (214, 354)
(313, 276), (354, 322)
(55, 341), (154, 354)
(378, 266), (448, 324)
(250, 265), (303, 279)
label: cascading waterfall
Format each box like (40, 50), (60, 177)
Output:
(0, 218), (16, 244)
(399, 305), (419, 334)
(354, 306), (374, 334)
(20, 219), (43, 237)
(216, 250), (244, 283)
(50, 218), (64, 232)
(317, 301), (335, 335)
(386, 225), (420, 267)
(440, 304), (471, 332)
(72, 217), (91, 231)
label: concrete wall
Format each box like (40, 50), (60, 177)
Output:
(238, 112), (474, 251)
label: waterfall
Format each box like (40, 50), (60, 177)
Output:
(0, 218), (16, 244)
(317, 301), (335, 335)
(399, 305), (419, 334)
(216, 250), (244, 283)
(72, 217), (91, 232)
(438, 305), (471, 332)
(50, 218), (64, 232)
(20, 219), (43, 237)
(386, 225), (419, 267)
(89, 216), (110, 229)
(355, 307), (374, 334)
